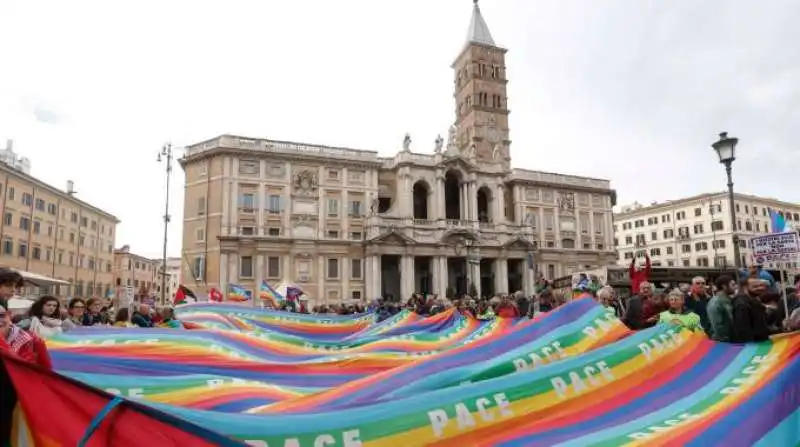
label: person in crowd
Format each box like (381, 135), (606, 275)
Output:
(684, 276), (712, 335)
(628, 253), (651, 295)
(731, 277), (770, 343)
(658, 289), (703, 332)
(740, 264), (777, 291)
(496, 296), (520, 318)
(476, 300), (495, 320)
(0, 302), (52, 369)
(113, 307), (135, 327)
(131, 304), (154, 328)
(596, 287), (621, 317)
(623, 281), (658, 330)
(82, 298), (110, 326)
(66, 298), (87, 327)
(760, 291), (787, 335)
(0, 269), (23, 310)
(157, 307), (183, 329)
(515, 291), (530, 317)
(708, 275), (736, 342)
(19, 295), (73, 337)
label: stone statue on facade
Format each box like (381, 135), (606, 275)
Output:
(402, 133), (411, 152)
(491, 143), (502, 161)
(434, 134), (443, 153)
(465, 143), (477, 160)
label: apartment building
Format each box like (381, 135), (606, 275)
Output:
(178, 2), (617, 305)
(113, 245), (159, 300)
(0, 165), (119, 298)
(155, 257), (182, 304)
(614, 192), (800, 269)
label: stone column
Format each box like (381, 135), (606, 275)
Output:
(230, 159), (240, 233)
(219, 252), (229, 298)
(469, 181), (478, 224)
(442, 257), (450, 297)
(589, 212), (596, 247)
(255, 254), (264, 300)
(341, 256), (350, 303)
(431, 255), (441, 295)
(494, 258), (507, 294)
(365, 256), (373, 300)
(495, 184), (505, 223)
(373, 255), (382, 299)
(282, 255), (292, 283)
(317, 187), (326, 239)
(436, 174), (445, 220)
(522, 263), (535, 297)
(317, 256), (326, 304)
(342, 188), (350, 235)
(403, 170), (412, 218)
(471, 261), (482, 298)
(400, 255), (414, 300)
(257, 182), (265, 235)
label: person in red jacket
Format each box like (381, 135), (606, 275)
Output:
(629, 254), (652, 295)
(496, 296), (521, 318)
(0, 304), (52, 370)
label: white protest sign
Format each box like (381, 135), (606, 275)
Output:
(750, 231), (800, 264)
(118, 286), (134, 309)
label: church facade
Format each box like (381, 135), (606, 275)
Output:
(179, 2), (617, 305)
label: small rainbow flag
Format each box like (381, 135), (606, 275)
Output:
(258, 280), (284, 308)
(227, 284), (250, 302)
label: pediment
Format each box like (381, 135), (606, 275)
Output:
(441, 155), (474, 171)
(504, 236), (534, 249)
(369, 229), (416, 246)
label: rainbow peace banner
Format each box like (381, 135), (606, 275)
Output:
(2, 299), (798, 446)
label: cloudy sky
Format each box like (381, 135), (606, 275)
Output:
(1, 0), (798, 258)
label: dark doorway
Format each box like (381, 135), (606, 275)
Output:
(480, 258), (494, 298)
(447, 257), (467, 297)
(381, 255), (401, 301)
(412, 181), (430, 220)
(444, 170), (462, 220)
(477, 187), (491, 223)
(503, 182), (514, 222)
(414, 256), (432, 295)
(507, 259), (523, 293)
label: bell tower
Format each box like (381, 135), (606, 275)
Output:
(452, 0), (510, 169)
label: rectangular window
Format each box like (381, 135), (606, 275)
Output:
(268, 228), (281, 236)
(351, 259), (362, 279)
(2, 212), (11, 226)
(19, 216), (29, 231)
(33, 221), (40, 234)
(196, 228), (205, 241)
(327, 258), (339, 279)
(267, 256), (281, 278)
(47, 203), (57, 215)
(239, 256), (253, 278)
(239, 193), (255, 211)
(197, 197), (206, 215)
(350, 231), (362, 240)
(2, 239), (12, 255)
(326, 230), (339, 239)
(21, 193), (32, 206)
(34, 198), (45, 211)
(7, 187), (14, 200)
(327, 199), (339, 217)
(349, 201), (362, 217)
(267, 195), (282, 213)
(18, 242), (27, 258)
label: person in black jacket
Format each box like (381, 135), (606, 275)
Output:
(731, 277), (770, 343)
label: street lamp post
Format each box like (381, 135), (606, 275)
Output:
(157, 143), (173, 305)
(711, 132), (741, 268)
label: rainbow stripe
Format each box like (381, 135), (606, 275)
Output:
(42, 299), (800, 445)
(227, 284), (250, 302)
(258, 280), (284, 308)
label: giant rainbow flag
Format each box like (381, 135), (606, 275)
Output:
(2, 298), (798, 446)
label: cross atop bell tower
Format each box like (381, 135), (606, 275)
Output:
(452, 0), (511, 170)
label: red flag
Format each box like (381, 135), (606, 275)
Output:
(209, 288), (223, 302)
(173, 286), (186, 306)
(0, 352), (245, 446)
